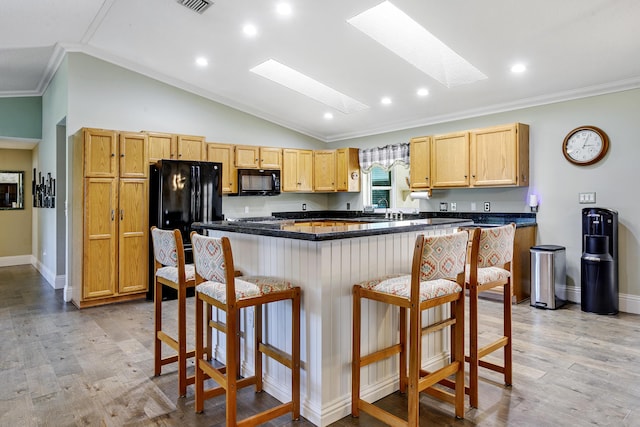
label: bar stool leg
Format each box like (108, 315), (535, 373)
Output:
(195, 292), (205, 413)
(255, 304), (263, 392)
(178, 284), (187, 397)
(399, 306), (407, 393)
(504, 280), (513, 386)
(469, 284), (479, 408)
(292, 290), (301, 419)
(154, 280), (162, 377)
(351, 286), (361, 417)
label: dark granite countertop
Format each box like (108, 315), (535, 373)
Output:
(192, 217), (473, 242)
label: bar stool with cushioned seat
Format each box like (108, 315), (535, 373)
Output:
(465, 223), (516, 408)
(190, 231), (300, 426)
(352, 230), (469, 426)
(150, 226), (197, 397)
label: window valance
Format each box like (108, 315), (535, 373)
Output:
(358, 142), (410, 172)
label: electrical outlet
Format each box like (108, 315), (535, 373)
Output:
(439, 202), (448, 212)
(302, 203), (307, 211)
(471, 202), (477, 211)
(450, 202), (457, 211)
(347, 202), (351, 210)
(579, 192), (596, 204)
(483, 202), (491, 212)
(244, 206), (249, 214)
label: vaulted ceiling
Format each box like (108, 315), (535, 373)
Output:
(2, 0), (640, 142)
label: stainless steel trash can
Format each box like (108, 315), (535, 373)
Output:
(530, 245), (567, 309)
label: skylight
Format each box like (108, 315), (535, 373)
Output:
(250, 59), (369, 114)
(347, 1), (487, 88)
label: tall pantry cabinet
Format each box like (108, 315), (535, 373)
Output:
(72, 128), (149, 308)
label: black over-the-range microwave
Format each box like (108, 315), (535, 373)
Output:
(237, 168), (281, 196)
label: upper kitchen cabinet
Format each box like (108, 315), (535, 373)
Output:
(147, 132), (176, 163)
(336, 148), (361, 192)
(313, 150), (337, 192)
(282, 149), (313, 192)
(409, 136), (431, 190)
(235, 145), (282, 169)
(119, 132), (148, 178)
(84, 129), (118, 178)
(470, 123), (529, 187)
(431, 131), (470, 188)
(176, 134), (205, 161)
(207, 143), (237, 194)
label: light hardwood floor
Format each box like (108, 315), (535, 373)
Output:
(1, 265), (638, 426)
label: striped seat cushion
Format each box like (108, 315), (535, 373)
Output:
(356, 274), (462, 302)
(156, 264), (196, 283)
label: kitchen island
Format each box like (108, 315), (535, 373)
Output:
(193, 216), (471, 426)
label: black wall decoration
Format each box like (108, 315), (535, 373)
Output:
(33, 168), (56, 208)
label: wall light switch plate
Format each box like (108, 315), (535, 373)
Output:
(579, 192), (596, 204)
(471, 202), (477, 211)
(484, 202), (491, 212)
(450, 202), (457, 211)
(302, 203), (307, 211)
(439, 202), (448, 212)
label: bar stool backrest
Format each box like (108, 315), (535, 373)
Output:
(151, 227), (180, 267)
(418, 231), (469, 281)
(476, 224), (516, 269)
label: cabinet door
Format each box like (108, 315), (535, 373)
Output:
(177, 135), (204, 161)
(336, 148), (361, 192)
(471, 123), (528, 187)
(409, 136), (431, 189)
(260, 147), (282, 169)
(282, 149), (299, 192)
(119, 132), (148, 178)
(83, 178), (117, 299)
(207, 143), (237, 194)
(84, 129), (117, 178)
(235, 145), (260, 168)
(431, 132), (469, 187)
(147, 132), (175, 163)
(298, 150), (314, 192)
(118, 179), (149, 294)
(314, 150), (336, 191)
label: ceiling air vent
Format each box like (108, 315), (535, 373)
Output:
(177, 0), (213, 14)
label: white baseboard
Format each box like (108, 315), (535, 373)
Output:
(31, 256), (65, 289)
(0, 255), (31, 267)
(566, 285), (639, 314)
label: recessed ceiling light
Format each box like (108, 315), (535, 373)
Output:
(243, 23), (258, 37)
(276, 2), (292, 16)
(417, 88), (429, 97)
(195, 57), (208, 67)
(511, 63), (526, 73)
(381, 97), (392, 105)
(348, 1), (487, 88)
(324, 112), (334, 120)
(250, 59), (369, 114)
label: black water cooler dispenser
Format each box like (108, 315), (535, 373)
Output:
(581, 208), (618, 314)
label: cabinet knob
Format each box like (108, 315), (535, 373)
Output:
(120, 154), (125, 157)
(472, 175), (476, 178)
(120, 209), (124, 220)
(111, 153), (115, 157)
(425, 177), (429, 181)
(111, 209), (115, 221)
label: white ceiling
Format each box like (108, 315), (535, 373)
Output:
(2, 0), (640, 142)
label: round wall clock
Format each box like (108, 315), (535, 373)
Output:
(562, 125), (609, 166)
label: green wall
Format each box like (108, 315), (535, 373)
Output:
(0, 97), (42, 139)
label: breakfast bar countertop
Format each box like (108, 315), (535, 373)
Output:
(192, 216), (473, 241)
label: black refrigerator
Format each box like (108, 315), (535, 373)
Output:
(148, 159), (223, 300)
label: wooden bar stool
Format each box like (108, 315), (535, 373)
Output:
(150, 226), (197, 397)
(465, 223), (516, 408)
(190, 232), (300, 426)
(352, 230), (469, 426)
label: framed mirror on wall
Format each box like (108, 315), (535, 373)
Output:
(0, 171), (24, 210)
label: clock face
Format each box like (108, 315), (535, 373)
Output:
(563, 126), (609, 166)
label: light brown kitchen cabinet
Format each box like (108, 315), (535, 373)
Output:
(72, 128), (149, 308)
(282, 149), (313, 192)
(409, 136), (431, 190)
(147, 132), (176, 163)
(207, 143), (237, 194)
(336, 148), (361, 192)
(176, 134), (205, 160)
(235, 145), (282, 169)
(470, 123), (529, 187)
(314, 150), (337, 192)
(431, 131), (470, 188)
